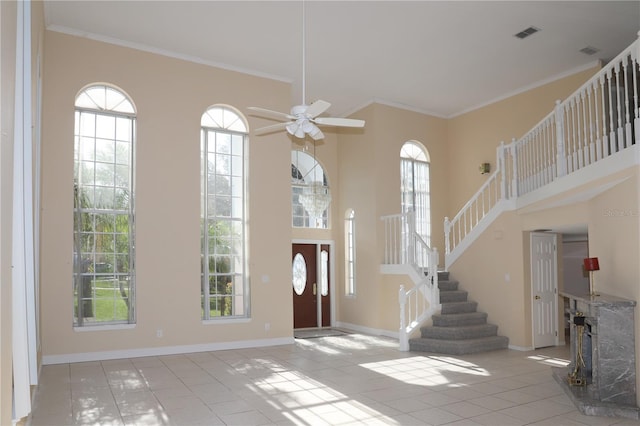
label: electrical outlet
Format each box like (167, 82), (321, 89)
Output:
(156, 328), (163, 338)
(264, 323), (270, 332)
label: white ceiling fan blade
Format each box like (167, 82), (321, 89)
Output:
(314, 117), (365, 128)
(254, 122), (290, 135)
(305, 100), (331, 118)
(247, 106), (295, 122)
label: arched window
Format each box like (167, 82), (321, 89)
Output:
(345, 209), (356, 296)
(291, 150), (331, 229)
(73, 84), (136, 326)
(401, 141), (431, 246)
(201, 105), (248, 320)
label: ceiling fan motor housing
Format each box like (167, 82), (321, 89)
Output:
(290, 105), (309, 118)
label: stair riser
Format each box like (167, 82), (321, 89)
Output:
(421, 324), (498, 340)
(410, 272), (510, 355)
(440, 302), (477, 314)
(409, 336), (509, 355)
(432, 313), (488, 327)
(438, 281), (459, 291)
(439, 291), (468, 303)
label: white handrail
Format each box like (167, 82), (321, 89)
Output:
(381, 212), (440, 351)
(445, 35), (639, 268)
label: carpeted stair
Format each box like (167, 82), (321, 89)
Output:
(409, 271), (509, 355)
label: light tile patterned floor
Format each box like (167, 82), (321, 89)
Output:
(28, 333), (640, 425)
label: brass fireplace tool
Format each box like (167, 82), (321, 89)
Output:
(568, 313), (587, 386)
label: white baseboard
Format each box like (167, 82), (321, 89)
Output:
(42, 336), (295, 365)
(335, 321), (399, 341)
(508, 344), (534, 351)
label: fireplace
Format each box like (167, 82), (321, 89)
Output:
(553, 291), (639, 419)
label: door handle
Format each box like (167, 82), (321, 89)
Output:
(534, 295), (541, 300)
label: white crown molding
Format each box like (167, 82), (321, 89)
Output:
(450, 60), (602, 119)
(344, 98), (448, 120)
(46, 25), (293, 84)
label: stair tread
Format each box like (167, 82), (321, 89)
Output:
(409, 335), (509, 355)
(440, 301), (478, 314)
(425, 323), (496, 331)
(432, 311), (488, 326)
(440, 301), (475, 307)
(420, 323), (498, 340)
(433, 312), (486, 318)
(411, 335), (508, 344)
(409, 272), (509, 355)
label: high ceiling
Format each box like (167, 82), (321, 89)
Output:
(44, 1), (640, 118)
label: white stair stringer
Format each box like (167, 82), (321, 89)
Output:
(445, 199), (515, 270)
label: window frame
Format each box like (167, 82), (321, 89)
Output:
(73, 84), (136, 327)
(291, 150), (331, 229)
(345, 209), (356, 296)
(200, 105), (249, 321)
(400, 141), (431, 247)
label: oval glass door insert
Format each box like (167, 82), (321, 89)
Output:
(292, 253), (307, 296)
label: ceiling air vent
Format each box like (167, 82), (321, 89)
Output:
(580, 46), (600, 56)
(514, 26), (540, 39)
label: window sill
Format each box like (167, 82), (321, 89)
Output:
(202, 317), (251, 325)
(74, 324), (136, 332)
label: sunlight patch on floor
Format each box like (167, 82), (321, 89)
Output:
(359, 355), (490, 387)
(526, 354), (570, 367)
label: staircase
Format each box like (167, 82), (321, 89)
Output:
(409, 271), (509, 355)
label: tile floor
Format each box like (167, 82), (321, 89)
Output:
(28, 332), (640, 425)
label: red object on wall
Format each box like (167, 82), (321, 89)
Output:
(583, 257), (600, 272)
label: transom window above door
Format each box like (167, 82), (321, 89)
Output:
(291, 150), (331, 229)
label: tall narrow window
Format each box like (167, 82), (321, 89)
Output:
(345, 209), (356, 296)
(400, 141), (431, 246)
(291, 150), (331, 229)
(201, 106), (248, 320)
(73, 84), (136, 326)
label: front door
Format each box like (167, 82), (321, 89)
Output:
(292, 244), (318, 329)
(531, 232), (558, 348)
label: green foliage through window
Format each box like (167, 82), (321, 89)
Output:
(73, 84), (135, 326)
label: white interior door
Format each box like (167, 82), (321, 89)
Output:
(531, 232), (558, 348)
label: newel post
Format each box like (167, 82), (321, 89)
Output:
(510, 138), (519, 199)
(399, 285), (408, 351)
(497, 141), (507, 200)
(444, 217), (451, 256)
(555, 99), (567, 177)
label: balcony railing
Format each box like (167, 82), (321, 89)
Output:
(445, 35), (640, 269)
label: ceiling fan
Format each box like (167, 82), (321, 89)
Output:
(248, 3), (365, 140)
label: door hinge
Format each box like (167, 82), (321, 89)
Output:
(555, 331), (558, 336)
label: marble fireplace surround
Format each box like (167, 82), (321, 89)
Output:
(553, 291), (640, 419)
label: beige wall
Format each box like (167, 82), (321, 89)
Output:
(446, 65), (601, 216)
(448, 164), (640, 402)
(335, 103), (449, 333)
(40, 31), (294, 358)
(449, 211), (529, 347)
(587, 167), (640, 405)
(35, 22), (636, 385)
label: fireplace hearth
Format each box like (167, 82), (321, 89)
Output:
(553, 291), (639, 419)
